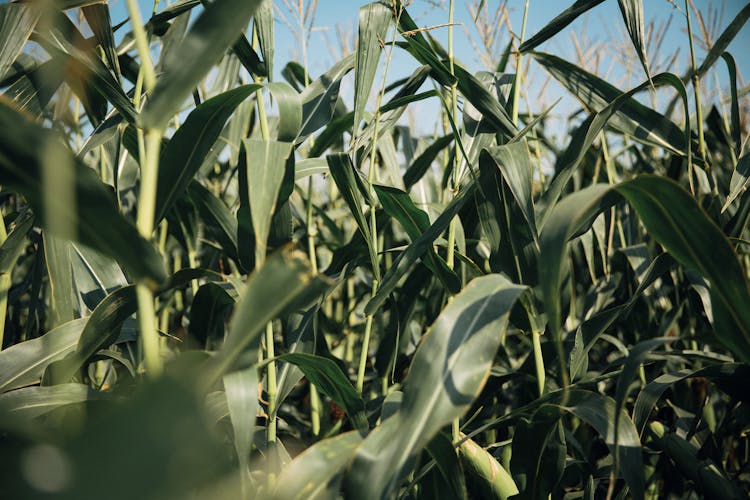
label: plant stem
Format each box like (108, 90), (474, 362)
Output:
(357, 281), (378, 393)
(126, 0), (163, 378)
(0, 212), (8, 350)
(511, 0), (530, 125)
(265, 321), (277, 443)
(446, 0), (459, 272)
(135, 130), (163, 377)
(685, 0), (707, 167)
(125, 0), (156, 91)
(298, 4), (322, 436)
(354, 6), (402, 394)
(446, 0), (463, 446)
(532, 329), (545, 397)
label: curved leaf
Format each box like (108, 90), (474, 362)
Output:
(0, 100), (166, 285)
(354, 2), (392, 132)
(141, 0), (264, 129)
(272, 431), (364, 500)
(0, 3), (39, 81)
(348, 274), (526, 499)
(0, 318), (86, 393)
(154, 84), (261, 223)
(519, 0), (606, 53)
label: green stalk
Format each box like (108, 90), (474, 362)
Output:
(685, 0), (707, 167)
(446, 0), (463, 445)
(126, 0), (162, 378)
(125, 0), (156, 90)
(251, 24), (279, 452)
(532, 329), (545, 397)
(265, 321), (277, 443)
(354, 7), (403, 394)
(445, 0), (459, 272)
(135, 130), (163, 376)
(297, 4), (322, 435)
(511, 0), (530, 124)
(0, 212), (8, 350)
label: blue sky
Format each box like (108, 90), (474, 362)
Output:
(107, 0), (749, 138)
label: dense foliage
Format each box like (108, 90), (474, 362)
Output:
(1, 0), (749, 498)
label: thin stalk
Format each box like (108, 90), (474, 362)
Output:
(511, 0), (530, 124)
(127, 0), (162, 378)
(135, 131), (163, 377)
(0, 212), (8, 350)
(265, 321), (277, 443)
(125, 0), (156, 90)
(252, 27), (270, 141)
(685, 0), (707, 167)
(445, 0), (459, 272)
(354, 8), (402, 393)
(298, 4), (322, 436)
(532, 329), (545, 397)
(250, 25), (279, 454)
(446, 0), (463, 445)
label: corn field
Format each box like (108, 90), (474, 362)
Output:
(1, 0), (750, 498)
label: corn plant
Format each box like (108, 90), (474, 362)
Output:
(1, 0), (749, 498)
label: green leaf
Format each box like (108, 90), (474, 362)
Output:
(423, 433), (468, 500)
(0, 383), (100, 420)
(188, 182), (239, 264)
(232, 34), (267, 79)
(348, 274), (526, 500)
(633, 364), (749, 434)
(540, 176), (750, 383)
(617, 0), (650, 84)
(43, 235), (79, 326)
(392, 3), (455, 87)
(617, 177), (750, 361)
(365, 181), (478, 315)
(374, 184), (461, 293)
(459, 435), (518, 500)
(0, 101), (166, 286)
(0, 210), (34, 275)
(511, 408), (566, 500)
(45, 269), (214, 384)
(224, 367), (259, 497)
(244, 139), (292, 262)
(651, 425), (742, 499)
(0, 318), (86, 393)
(532, 53), (686, 156)
(82, 3), (120, 80)
(353, 65), (432, 156)
(538, 72), (691, 230)
(481, 141), (539, 247)
(189, 282), (237, 347)
(326, 153), (378, 278)
(720, 52), (741, 153)
(35, 13), (135, 124)
(551, 390), (644, 500)
(272, 431), (364, 500)
(454, 64), (517, 137)
(273, 353), (367, 431)
(203, 248), (331, 386)
(0, 3), (39, 81)
(154, 84), (262, 224)
(254, 0), (274, 81)
(353, 2), (392, 132)
(723, 153), (749, 211)
(403, 134), (453, 190)
(141, 0), (264, 129)
(295, 158), (329, 180)
(519, 0), (606, 53)
(297, 54), (355, 141)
